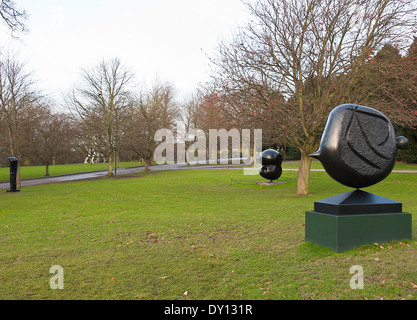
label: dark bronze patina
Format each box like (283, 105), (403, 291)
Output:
(259, 149), (283, 182)
(305, 104), (412, 252)
(310, 104), (408, 189)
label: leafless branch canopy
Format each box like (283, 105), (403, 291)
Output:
(210, 0), (417, 146)
(66, 58), (134, 168)
(0, 0), (28, 37)
(207, 0), (417, 195)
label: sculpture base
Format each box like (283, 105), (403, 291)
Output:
(256, 181), (286, 188)
(305, 190), (412, 253)
(314, 190), (403, 215)
(6, 189), (20, 193)
(305, 211), (412, 253)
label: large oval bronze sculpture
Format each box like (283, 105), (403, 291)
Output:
(310, 104), (408, 189)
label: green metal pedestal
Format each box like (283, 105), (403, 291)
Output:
(305, 210), (412, 253)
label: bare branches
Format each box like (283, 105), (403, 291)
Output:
(208, 0), (417, 195)
(0, 0), (28, 38)
(28, 106), (72, 176)
(0, 51), (42, 187)
(65, 58), (134, 175)
(122, 80), (178, 171)
(0, 52), (40, 153)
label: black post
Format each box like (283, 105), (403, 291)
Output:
(7, 157), (20, 193)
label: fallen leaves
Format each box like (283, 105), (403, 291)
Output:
(373, 241), (410, 250)
(360, 241), (411, 253)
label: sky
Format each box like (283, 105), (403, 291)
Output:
(0, 0), (251, 105)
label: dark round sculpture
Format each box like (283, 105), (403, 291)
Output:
(310, 104), (409, 189)
(259, 149), (283, 182)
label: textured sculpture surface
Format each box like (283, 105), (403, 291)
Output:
(310, 104), (408, 189)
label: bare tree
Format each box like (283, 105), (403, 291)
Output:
(178, 95), (200, 165)
(66, 58), (134, 176)
(209, 0), (417, 195)
(71, 115), (97, 164)
(348, 42), (417, 128)
(0, 51), (40, 188)
(28, 105), (71, 176)
(0, 0), (28, 37)
(124, 81), (178, 171)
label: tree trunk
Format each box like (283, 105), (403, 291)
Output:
(144, 159), (150, 172)
(45, 162), (50, 176)
(107, 156), (114, 176)
(296, 150), (313, 196)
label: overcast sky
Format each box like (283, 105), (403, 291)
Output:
(0, 0), (251, 105)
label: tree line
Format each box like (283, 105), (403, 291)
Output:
(0, 54), (180, 189)
(0, 0), (416, 195)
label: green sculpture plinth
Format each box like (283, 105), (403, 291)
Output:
(305, 211), (412, 253)
(305, 190), (412, 253)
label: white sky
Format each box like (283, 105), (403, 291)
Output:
(0, 0), (251, 105)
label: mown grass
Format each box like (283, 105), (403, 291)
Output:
(0, 162), (145, 182)
(0, 167), (416, 300)
(282, 160), (417, 171)
(1, 160), (415, 182)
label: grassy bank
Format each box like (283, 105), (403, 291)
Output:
(0, 168), (416, 300)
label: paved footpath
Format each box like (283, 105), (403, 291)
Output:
(0, 163), (244, 190)
(1, 163), (416, 190)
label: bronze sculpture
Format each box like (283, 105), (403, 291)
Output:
(259, 149), (283, 182)
(305, 104), (412, 252)
(310, 104), (408, 189)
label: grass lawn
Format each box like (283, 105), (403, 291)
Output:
(0, 162), (144, 182)
(0, 167), (416, 300)
(282, 160), (417, 171)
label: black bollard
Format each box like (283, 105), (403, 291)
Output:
(6, 157), (20, 193)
